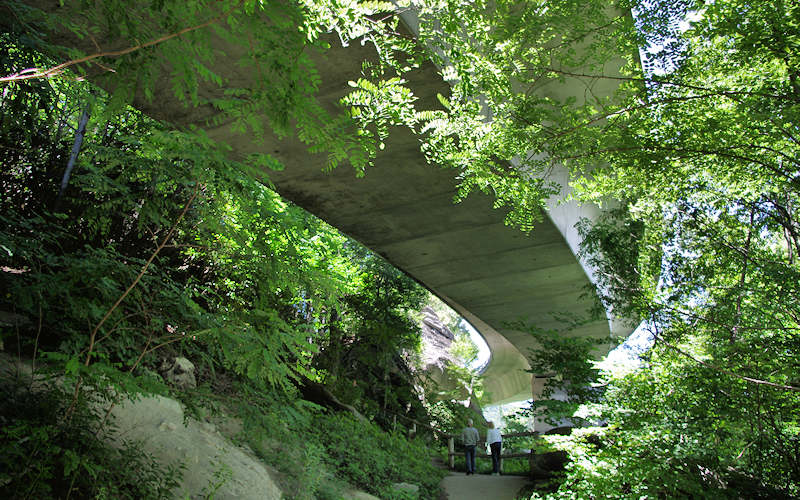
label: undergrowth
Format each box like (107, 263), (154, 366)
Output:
(0, 370), (182, 499)
(230, 385), (446, 500)
(0, 358), (447, 499)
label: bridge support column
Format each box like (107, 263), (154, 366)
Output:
(531, 374), (553, 433)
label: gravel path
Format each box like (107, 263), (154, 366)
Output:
(440, 472), (531, 500)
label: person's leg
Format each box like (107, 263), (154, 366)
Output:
(465, 445), (475, 474)
(471, 445), (476, 473)
(490, 442), (501, 473)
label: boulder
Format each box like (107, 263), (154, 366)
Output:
(529, 450), (569, 479)
(108, 394), (283, 499)
(342, 491), (381, 500)
(390, 482), (420, 499)
(543, 426), (573, 436)
(298, 379), (368, 423)
(159, 356), (197, 390)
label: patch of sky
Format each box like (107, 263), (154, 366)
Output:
(482, 322), (655, 430)
(633, 1), (705, 77)
(596, 320), (653, 373)
(459, 318), (491, 372)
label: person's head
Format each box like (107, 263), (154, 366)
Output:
(487, 421), (494, 429)
(467, 419), (473, 427)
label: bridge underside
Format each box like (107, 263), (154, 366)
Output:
(216, 39), (616, 404)
(266, 123), (611, 405)
(22, 5), (632, 405)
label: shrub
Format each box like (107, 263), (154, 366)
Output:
(0, 374), (181, 499)
(310, 412), (446, 499)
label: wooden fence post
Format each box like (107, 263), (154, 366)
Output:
(448, 436), (455, 469)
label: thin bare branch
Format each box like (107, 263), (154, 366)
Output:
(0, 1), (243, 84)
(650, 325), (800, 392)
(83, 183), (200, 367)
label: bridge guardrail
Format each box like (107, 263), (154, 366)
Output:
(385, 410), (537, 471)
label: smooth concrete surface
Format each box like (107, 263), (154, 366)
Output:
(441, 472), (531, 500)
(16, 2), (636, 405)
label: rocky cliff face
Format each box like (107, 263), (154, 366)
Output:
(418, 306), (459, 377)
(415, 307), (487, 424)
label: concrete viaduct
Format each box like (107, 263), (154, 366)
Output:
(17, 3), (637, 407)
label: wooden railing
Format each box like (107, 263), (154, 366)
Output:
(386, 411), (538, 471)
(445, 431), (537, 470)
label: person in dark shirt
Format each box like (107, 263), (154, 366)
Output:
(460, 419), (480, 475)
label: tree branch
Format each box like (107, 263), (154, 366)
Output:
(529, 67), (797, 102)
(731, 209), (755, 343)
(0, 0), (243, 84)
(650, 324), (800, 392)
(83, 183), (200, 367)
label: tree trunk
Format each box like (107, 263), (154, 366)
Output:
(328, 309), (342, 378)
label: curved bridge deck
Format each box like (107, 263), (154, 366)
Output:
(16, 3), (635, 405)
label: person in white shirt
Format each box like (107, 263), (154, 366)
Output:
(486, 421), (502, 475)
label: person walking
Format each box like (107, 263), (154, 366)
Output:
(461, 418), (480, 475)
(486, 421), (502, 475)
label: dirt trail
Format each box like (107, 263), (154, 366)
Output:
(440, 472), (531, 500)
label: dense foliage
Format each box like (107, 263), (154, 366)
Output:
(385, 0), (798, 496)
(309, 412), (443, 498)
(228, 387), (445, 500)
(0, 10), (440, 497)
(0, 373), (181, 499)
(3, 0), (800, 497)
(488, 0), (799, 497)
(0, 5), (434, 401)
(517, 322), (605, 429)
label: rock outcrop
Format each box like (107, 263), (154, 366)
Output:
(159, 356), (197, 390)
(108, 394), (283, 499)
(415, 307), (487, 425)
(529, 450), (569, 479)
(419, 306), (459, 377)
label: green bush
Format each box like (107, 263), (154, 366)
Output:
(310, 412), (446, 499)
(228, 390), (444, 500)
(0, 375), (181, 499)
